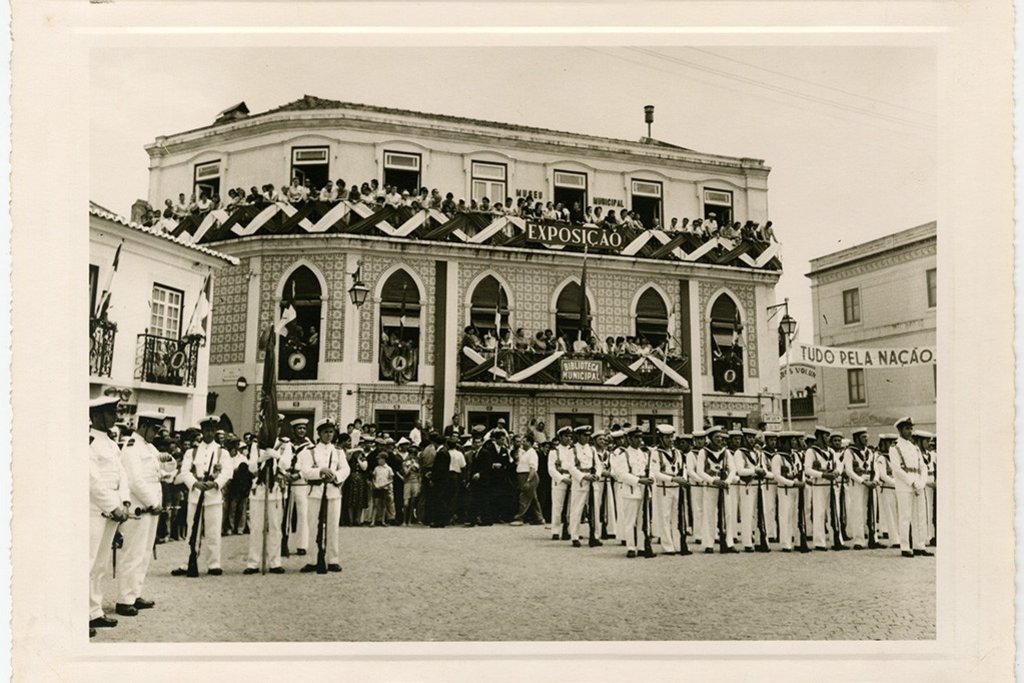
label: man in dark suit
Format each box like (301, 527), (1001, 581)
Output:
(429, 435), (453, 528)
(471, 429), (510, 526)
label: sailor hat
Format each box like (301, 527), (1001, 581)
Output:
(656, 423), (676, 436)
(89, 394), (120, 410)
(315, 418), (336, 432)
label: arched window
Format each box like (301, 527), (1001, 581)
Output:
(279, 266), (322, 381)
(634, 287), (669, 347)
(555, 281), (590, 344)
(468, 275), (510, 336)
(379, 269), (420, 383)
(710, 293), (744, 393)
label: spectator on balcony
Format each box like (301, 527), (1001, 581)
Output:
(513, 328), (531, 351)
(570, 201), (584, 224)
(719, 221), (736, 240)
(498, 330), (513, 350)
(156, 208), (176, 233)
(583, 206), (595, 225)
(415, 187), (429, 208)
(601, 209), (618, 228)
(554, 335), (569, 353)
(428, 188), (441, 209)
(383, 186), (401, 208)
(317, 181), (334, 202)
(510, 197), (524, 217)
(571, 335), (589, 354)
(370, 179), (382, 200)
(691, 217), (706, 239)
(478, 196), (492, 214)
(287, 178), (306, 203)
(196, 192), (213, 215)
(481, 330), (497, 352)
(639, 336), (654, 355)
(333, 179), (346, 200)
(501, 197), (515, 216)
(758, 220), (777, 244)
(172, 193), (189, 218)
(532, 331), (548, 353)
(705, 212), (720, 235)
(456, 198), (467, 213)
(439, 192), (456, 216)
(491, 199), (506, 216)
(650, 217), (662, 231)
(461, 326), (482, 351)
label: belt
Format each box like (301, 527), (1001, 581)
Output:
(904, 468), (920, 473)
(882, 485), (895, 490)
(307, 480), (341, 487)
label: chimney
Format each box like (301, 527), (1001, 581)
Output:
(643, 105), (655, 140)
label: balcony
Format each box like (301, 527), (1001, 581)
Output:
(782, 396), (815, 419)
(458, 347), (689, 391)
(135, 333), (201, 387)
(90, 317), (116, 378)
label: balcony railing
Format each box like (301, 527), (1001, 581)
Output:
(459, 347), (689, 390)
(782, 396), (815, 418)
(90, 317), (116, 378)
(135, 333), (202, 387)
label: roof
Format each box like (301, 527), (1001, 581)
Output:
(157, 95), (763, 164)
(806, 221), (936, 277)
(89, 202), (240, 265)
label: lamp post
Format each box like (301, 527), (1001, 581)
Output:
(767, 298), (798, 430)
(348, 259), (369, 308)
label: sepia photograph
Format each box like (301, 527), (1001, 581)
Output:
(9, 1), (1015, 681)
(86, 44), (937, 642)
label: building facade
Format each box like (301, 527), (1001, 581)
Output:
(89, 203), (238, 428)
(143, 96), (786, 437)
(804, 221), (937, 437)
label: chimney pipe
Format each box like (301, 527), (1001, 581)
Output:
(643, 105), (655, 139)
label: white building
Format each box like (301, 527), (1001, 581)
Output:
(89, 202), (239, 428)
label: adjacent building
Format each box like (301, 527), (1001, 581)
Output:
(803, 221), (937, 437)
(89, 202), (239, 428)
(141, 96), (786, 437)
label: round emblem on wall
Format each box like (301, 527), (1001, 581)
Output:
(169, 351), (187, 370)
(391, 356), (408, 372)
(723, 368), (737, 384)
(288, 352), (307, 371)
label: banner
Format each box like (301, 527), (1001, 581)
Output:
(525, 220), (626, 250)
(560, 358), (604, 383)
(792, 342), (935, 369)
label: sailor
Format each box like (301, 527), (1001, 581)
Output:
(695, 426), (739, 553)
(890, 417), (932, 557)
(286, 418), (314, 556)
(651, 424), (688, 555)
(726, 430), (744, 544)
(761, 431), (779, 542)
(610, 426), (658, 557)
(593, 430), (618, 540)
(89, 394), (130, 635)
(685, 430), (707, 546)
(676, 432), (696, 546)
(733, 428), (768, 552)
(803, 426), (836, 551)
(115, 409), (174, 615)
(842, 428), (875, 550)
(172, 415), (232, 576)
(828, 431), (849, 550)
(547, 426), (574, 540)
(915, 430), (937, 546)
(771, 431), (803, 551)
(299, 418), (350, 572)
(872, 434), (896, 547)
(242, 428), (288, 574)
(567, 425), (604, 547)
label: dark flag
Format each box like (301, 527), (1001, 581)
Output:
(257, 324), (279, 449)
(577, 245), (591, 342)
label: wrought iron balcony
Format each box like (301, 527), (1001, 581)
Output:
(90, 317), (117, 378)
(135, 333), (202, 387)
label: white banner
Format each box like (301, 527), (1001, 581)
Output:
(791, 342), (935, 369)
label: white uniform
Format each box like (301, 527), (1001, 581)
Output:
(803, 445), (835, 549)
(890, 438), (928, 551)
(245, 442), (285, 570)
(117, 433), (171, 604)
(547, 443), (573, 533)
(843, 446), (873, 547)
(610, 446), (659, 552)
(874, 450), (899, 543)
(695, 447), (737, 548)
(299, 442), (351, 566)
(652, 446), (684, 553)
(761, 447), (778, 540)
(923, 448), (937, 543)
(178, 440), (232, 571)
(733, 447), (766, 549)
(771, 450), (801, 550)
(284, 438), (313, 552)
(595, 449), (618, 539)
(567, 443), (604, 541)
(684, 448), (704, 543)
(90, 428), (129, 620)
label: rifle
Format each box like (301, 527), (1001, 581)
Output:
(281, 449), (296, 557)
(559, 471), (571, 541)
(866, 467), (878, 548)
(717, 474), (728, 553)
(187, 448), (219, 577)
(587, 462), (598, 547)
(315, 455), (332, 575)
(828, 459), (844, 551)
(677, 471), (690, 555)
(641, 451), (655, 558)
(795, 458), (810, 553)
(111, 530), (123, 578)
(755, 468), (770, 552)
(259, 444), (271, 575)
(599, 472), (609, 539)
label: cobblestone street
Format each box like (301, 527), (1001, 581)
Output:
(96, 524), (935, 642)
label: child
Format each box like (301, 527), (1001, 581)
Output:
(370, 454), (394, 526)
(403, 454), (422, 525)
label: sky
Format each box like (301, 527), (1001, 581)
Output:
(90, 46), (936, 342)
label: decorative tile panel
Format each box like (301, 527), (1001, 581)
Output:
(209, 257), (250, 365)
(356, 256), (436, 364)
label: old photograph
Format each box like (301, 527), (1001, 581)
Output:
(87, 45), (937, 642)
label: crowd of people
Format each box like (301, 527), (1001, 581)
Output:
(90, 390), (936, 638)
(136, 174), (778, 246)
(460, 325), (681, 359)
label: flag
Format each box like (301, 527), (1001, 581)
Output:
(577, 245), (591, 342)
(93, 240), (123, 320)
(185, 273), (212, 337)
(494, 287), (503, 373)
(256, 324), (279, 450)
(398, 283), (408, 341)
(275, 302), (297, 337)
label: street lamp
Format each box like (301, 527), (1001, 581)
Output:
(767, 298), (798, 430)
(348, 259), (370, 308)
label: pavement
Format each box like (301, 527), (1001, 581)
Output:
(95, 525), (935, 642)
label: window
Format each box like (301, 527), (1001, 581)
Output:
(291, 146), (330, 192)
(630, 179), (663, 229)
(553, 413), (594, 432)
(89, 264), (99, 316)
(927, 268), (937, 308)
(374, 410), (420, 439)
(847, 368), (866, 404)
(552, 170), (587, 219)
(703, 188), (733, 227)
(379, 269), (420, 382)
(471, 162), (507, 205)
(634, 287), (669, 347)
(709, 293), (744, 393)
(843, 288), (861, 324)
(383, 151), (421, 193)
(555, 281), (589, 344)
(193, 160), (221, 200)
(150, 284), (184, 340)
(468, 275), (510, 335)
(636, 414), (673, 442)
(278, 266), (322, 381)
(466, 411), (510, 431)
